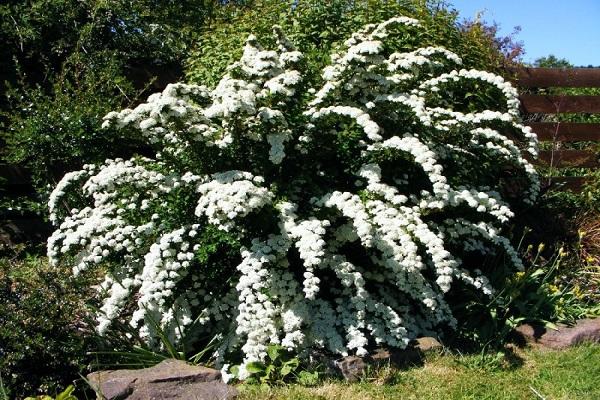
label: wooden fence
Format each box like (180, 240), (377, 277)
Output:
(513, 67), (600, 192)
(1, 67), (600, 244)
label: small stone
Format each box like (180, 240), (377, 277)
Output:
(514, 323), (543, 345)
(335, 356), (366, 382)
(370, 348), (392, 362)
(414, 337), (443, 352)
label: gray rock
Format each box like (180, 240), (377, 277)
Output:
(128, 381), (236, 400)
(515, 318), (600, 349)
(335, 337), (441, 381)
(413, 337), (443, 352)
(88, 359), (237, 400)
(334, 356), (366, 382)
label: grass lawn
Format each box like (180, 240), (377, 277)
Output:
(238, 344), (600, 400)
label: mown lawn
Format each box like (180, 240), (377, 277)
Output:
(238, 344), (600, 400)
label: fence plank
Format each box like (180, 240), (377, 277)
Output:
(537, 150), (599, 168)
(527, 122), (600, 142)
(520, 94), (600, 113)
(512, 67), (600, 88)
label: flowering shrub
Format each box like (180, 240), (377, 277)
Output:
(48, 17), (539, 377)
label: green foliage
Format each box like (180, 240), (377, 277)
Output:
(0, 255), (95, 398)
(457, 15), (524, 70)
(234, 344), (314, 386)
(534, 55), (571, 68)
(24, 385), (77, 400)
(0, 0), (215, 87)
(501, 244), (574, 326)
(453, 237), (598, 350)
(2, 60), (139, 194)
(186, 0), (513, 87)
(0, 375), (8, 400)
(0, 0), (220, 215)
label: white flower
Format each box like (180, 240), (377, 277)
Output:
(49, 16), (537, 373)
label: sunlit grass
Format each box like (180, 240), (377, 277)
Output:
(238, 344), (600, 400)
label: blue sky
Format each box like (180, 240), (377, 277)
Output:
(449, 0), (600, 66)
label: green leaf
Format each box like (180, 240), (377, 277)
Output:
(545, 321), (559, 331)
(530, 269), (546, 279)
(263, 364), (276, 382)
(56, 385), (76, 400)
(245, 361), (266, 374)
(280, 364), (293, 377)
(267, 344), (283, 362)
(298, 370), (320, 386)
(280, 358), (300, 377)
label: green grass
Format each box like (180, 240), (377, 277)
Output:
(238, 344), (600, 400)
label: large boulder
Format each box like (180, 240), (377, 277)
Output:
(87, 359), (238, 400)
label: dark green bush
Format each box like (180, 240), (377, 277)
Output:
(0, 0), (219, 216)
(0, 255), (95, 398)
(2, 58), (139, 194)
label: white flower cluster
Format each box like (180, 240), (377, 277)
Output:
(195, 171), (272, 231)
(49, 17), (539, 375)
(418, 69), (521, 116)
(48, 168), (93, 223)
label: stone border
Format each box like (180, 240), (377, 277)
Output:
(87, 359), (238, 400)
(514, 318), (600, 349)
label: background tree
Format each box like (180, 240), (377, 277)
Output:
(0, 0), (518, 220)
(0, 0), (219, 215)
(186, 0), (516, 87)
